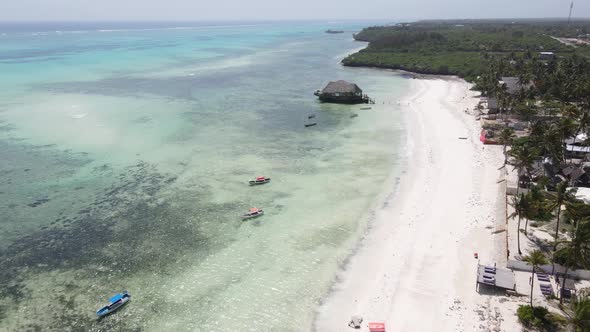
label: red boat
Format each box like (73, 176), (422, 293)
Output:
(249, 176), (271, 186)
(368, 322), (386, 332)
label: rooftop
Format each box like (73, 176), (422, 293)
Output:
(477, 264), (516, 290)
(500, 76), (534, 95)
(322, 80), (362, 94)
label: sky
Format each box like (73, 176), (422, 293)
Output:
(2, 0), (590, 21)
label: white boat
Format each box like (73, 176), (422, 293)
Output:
(241, 207), (264, 220)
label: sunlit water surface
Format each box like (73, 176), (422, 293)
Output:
(0, 21), (408, 331)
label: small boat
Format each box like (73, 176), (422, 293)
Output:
(249, 176), (271, 186)
(242, 207), (264, 220)
(96, 291), (131, 317)
(368, 322), (386, 332)
(360, 107), (372, 110)
(308, 114), (316, 119)
(304, 123), (317, 127)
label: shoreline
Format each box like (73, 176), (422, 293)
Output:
(342, 61), (466, 78)
(339, 41), (470, 79)
(314, 76), (506, 331)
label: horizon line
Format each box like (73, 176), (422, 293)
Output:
(2, 17), (590, 23)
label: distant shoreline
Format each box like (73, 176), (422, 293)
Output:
(339, 20), (590, 80)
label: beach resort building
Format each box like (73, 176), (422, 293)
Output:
(499, 76), (534, 95)
(314, 80), (372, 104)
(539, 51), (555, 61)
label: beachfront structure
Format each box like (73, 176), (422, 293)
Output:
(539, 52), (555, 61)
(557, 278), (576, 300)
(499, 77), (534, 95)
(487, 97), (499, 114)
(314, 80), (372, 104)
(476, 264), (516, 292)
(565, 133), (590, 159)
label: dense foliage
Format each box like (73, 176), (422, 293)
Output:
(516, 305), (554, 329)
(344, 20), (590, 80)
(569, 295), (590, 332)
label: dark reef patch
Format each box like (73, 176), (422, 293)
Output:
(27, 197), (50, 208)
(0, 159), (229, 330)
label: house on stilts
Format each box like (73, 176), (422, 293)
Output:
(314, 80), (373, 104)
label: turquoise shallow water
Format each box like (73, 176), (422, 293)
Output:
(0, 22), (408, 331)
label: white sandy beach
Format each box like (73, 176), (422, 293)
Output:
(314, 77), (509, 332)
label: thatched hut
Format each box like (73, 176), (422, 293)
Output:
(314, 80), (371, 104)
(499, 77), (534, 95)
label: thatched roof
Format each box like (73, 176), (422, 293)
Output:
(500, 77), (534, 95)
(322, 80), (362, 94)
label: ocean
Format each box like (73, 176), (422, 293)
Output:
(0, 21), (407, 331)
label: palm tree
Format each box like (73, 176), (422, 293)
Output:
(563, 199), (590, 234)
(516, 69), (532, 103)
(558, 117), (578, 162)
(569, 294), (590, 332)
(498, 128), (516, 166)
(530, 120), (549, 138)
(495, 84), (511, 118)
(531, 57), (546, 85)
(577, 110), (590, 144)
(549, 182), (572, 251)
(554, 218), (590, 304)
(523, 186), (546, 235)
(510, 193), (529, 256)
(508, 143), (537, 192)
(523, 250), (548, 306)
(531, 125), (564, 167)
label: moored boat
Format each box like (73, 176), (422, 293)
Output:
(242, 207), (264, 220)
(249, 176), (271, 185)
(96, 291), (131, 317)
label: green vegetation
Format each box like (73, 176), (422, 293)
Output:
(569, 295), (590, 332)
(516, 304), (566, 331)
(517, 305), (555, 330)
(343, 51), (484, 78)
(343, 20), (590, 80)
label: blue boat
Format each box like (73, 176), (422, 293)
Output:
(96, 291), (131, 317)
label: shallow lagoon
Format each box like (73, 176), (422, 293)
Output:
(0, 22), (407, 331)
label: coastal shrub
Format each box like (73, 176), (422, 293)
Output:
(546, 312), (567, 326)
(517, 305), (553, 330)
